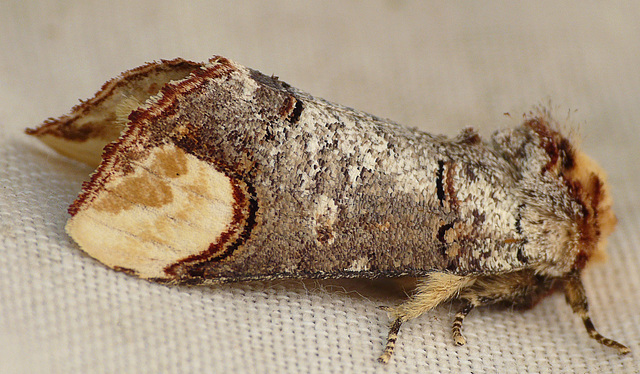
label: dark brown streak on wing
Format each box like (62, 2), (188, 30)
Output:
(163, 176), (259, 280)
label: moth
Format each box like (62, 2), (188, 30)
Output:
(27, 56), (629, 362)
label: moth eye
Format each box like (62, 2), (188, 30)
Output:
(558, 138), (575, 172)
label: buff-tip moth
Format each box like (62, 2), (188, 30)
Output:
(27, 56), (629, 362)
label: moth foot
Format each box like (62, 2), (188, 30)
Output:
(451, 302), (474, 346)
(378, 318), (402, 364)
(452, 330), (466, 346)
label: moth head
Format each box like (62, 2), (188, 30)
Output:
(560, 147), (617, 268)
(524, 115), (616, 271)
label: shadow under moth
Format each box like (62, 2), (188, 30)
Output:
(27, 56), (629, 362)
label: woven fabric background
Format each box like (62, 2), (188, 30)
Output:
(1, 2), (639, 373)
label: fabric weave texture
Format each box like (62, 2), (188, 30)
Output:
(1, 2), (638, 373)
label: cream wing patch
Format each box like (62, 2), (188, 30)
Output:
(66, 143), (237, 279)
(35, 133), (117, 168)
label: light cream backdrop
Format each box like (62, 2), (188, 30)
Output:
(1, 1), (638, 373)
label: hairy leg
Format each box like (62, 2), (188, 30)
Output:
(378, 273), (475, 363)
(452, 302), (475, 346)
(563, 272), (629, 354)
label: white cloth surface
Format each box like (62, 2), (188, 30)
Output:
(1, 1), (639, 373)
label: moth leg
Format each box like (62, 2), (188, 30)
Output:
(564, 273), (630, 354)
(451, 302), (475, 346)
(378, 273), (475, 363)
(378, 318), (403, 364)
